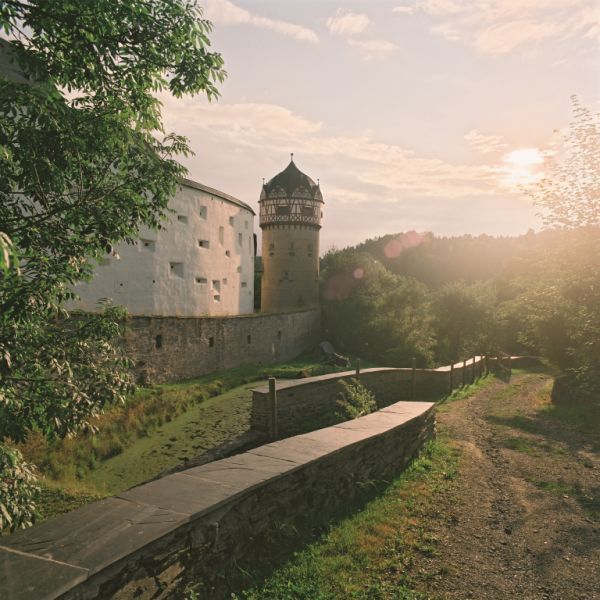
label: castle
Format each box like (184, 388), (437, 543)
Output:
(71, 157), (323, 320)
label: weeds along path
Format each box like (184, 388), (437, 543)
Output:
(425, 372), (600, 600)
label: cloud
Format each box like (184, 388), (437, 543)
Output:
(326, 8), (396, 60)
(203, 0), (319, 45)
(160, 95), (523, 200)
(326, 10), (371, 36)
(394, 0), (600, 55)
(464, 129), (509, 154)
(347, 38), (398, 60)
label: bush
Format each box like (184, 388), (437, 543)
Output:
(336, 378), (377, 420)
(0, 443), (40, 532)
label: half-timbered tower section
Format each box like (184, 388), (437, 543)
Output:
(259, 157), (324, 312)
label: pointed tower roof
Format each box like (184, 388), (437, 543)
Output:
(261, 156), (323, 202)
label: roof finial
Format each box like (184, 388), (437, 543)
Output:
(262, 177), (265, 185)
(317, 178), (320, 187)
(290, 152), (294, 162)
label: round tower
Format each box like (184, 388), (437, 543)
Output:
(259, 156), (324, 312)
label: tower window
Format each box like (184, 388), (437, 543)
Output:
(141, 239), (156, 251)
(229, 216), (234, 226)
(247, 335), (252, 345)
(308, 243), (313, 257)
(219, 226), (225, 245)
(276, 205), (290, 215)
(302, 205), (315, 216)
(195, 276), (207, 284)
(212, 279), (221, 292)
(241, 281), (247, 288)
(198, 239), (210, 249)
(170, 262), (184, 278)
(225, 250), (231, 257)
(238, 233), (242, 245)
(199, 205), (207, 219)
(177, 215), (188, 224)
(208, 336), (214, 347)
(223, 278), (228, 285)
(244, 220), (248, 229)
(155, 335), (163, 349)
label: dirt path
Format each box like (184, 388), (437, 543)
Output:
(422, 372), (600, 600)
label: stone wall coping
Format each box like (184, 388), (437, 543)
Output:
(251, 357), (484, 394)
(123, 306), (321, 322)
(0, 399), (434, 600)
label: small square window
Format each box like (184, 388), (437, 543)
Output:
(212, 279), (220, 292)
(198, 239), (209, 249)
(199, 206), (207, 219)
(195, 276), (207, 284)
(177, 215), (188, 224)
(170, 262), (184, 277)
(241, 281), (247, 288)
(225, 250), (231, 257)
(229, 216), (234, 226)
(213, 294), (221, 302)
(141, 239), (156, 251)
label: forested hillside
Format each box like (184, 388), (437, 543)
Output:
(320, 227), (600, 395)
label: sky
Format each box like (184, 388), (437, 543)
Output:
(160, 0), (600, 251)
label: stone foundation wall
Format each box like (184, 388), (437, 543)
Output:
(251, 357), (485, 437)
(124, 308), (321, 383)
(0, 401), (435, 600)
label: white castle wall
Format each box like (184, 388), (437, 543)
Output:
(70, 179), (256, 317)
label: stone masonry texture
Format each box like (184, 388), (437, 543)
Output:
(124, 308), (321, 383)
(0, 400), (435, 600)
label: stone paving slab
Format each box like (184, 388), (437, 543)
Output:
(1, 497), (185, 575)
(0, 547), (88, 600)
(182, 452), (299, 492)
(380, 401), (436, 416)
(118, 472), (239, 517)
(247, 435), (339, 465)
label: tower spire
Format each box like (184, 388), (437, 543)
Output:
(290, 152), (294, 162)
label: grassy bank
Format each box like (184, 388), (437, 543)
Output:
(17, 354), (371, 519)
(228, 440), (461, 600)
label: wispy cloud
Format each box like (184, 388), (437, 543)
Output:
(464, 129), (509, 154)
(326, 8), (397, 60)
(204, 0), (319, 45)
(326, 9), (371, 36)
(161, 95), (525, 200)
(393, 0), (600, 55)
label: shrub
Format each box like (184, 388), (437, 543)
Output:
(336, 378), (377, 420)
(0, 443), (40, 532)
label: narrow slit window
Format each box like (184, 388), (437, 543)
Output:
(229, 216), (234, 226)
(219, 226), (225, 245)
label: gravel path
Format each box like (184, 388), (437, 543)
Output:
(423, 373), (600, 600)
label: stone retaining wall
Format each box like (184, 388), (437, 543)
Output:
(0, 401), (435, 600)
(251, 357), (485, 437)
(124, 308), (321, 383)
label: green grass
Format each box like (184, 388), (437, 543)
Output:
(18, 354), (371, 506)
(228, 440), (459, 600)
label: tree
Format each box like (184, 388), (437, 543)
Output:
(0, 0), (225, 529)
(529, 96), (600, 228)
(320, 248), (435, 366)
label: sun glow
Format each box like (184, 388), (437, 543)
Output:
(501, 147), (545, 187)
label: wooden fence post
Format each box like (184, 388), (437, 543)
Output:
(462, 359), (467, 387)
(484, 354), (489, 376)
(268, 377), (278, 440)
(411, 357), (417, 399)
(450, 362), (454, 394)
(508, 354), (512, 379)
(355, 358), (361, 378)
(472, 355), (476, 383)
